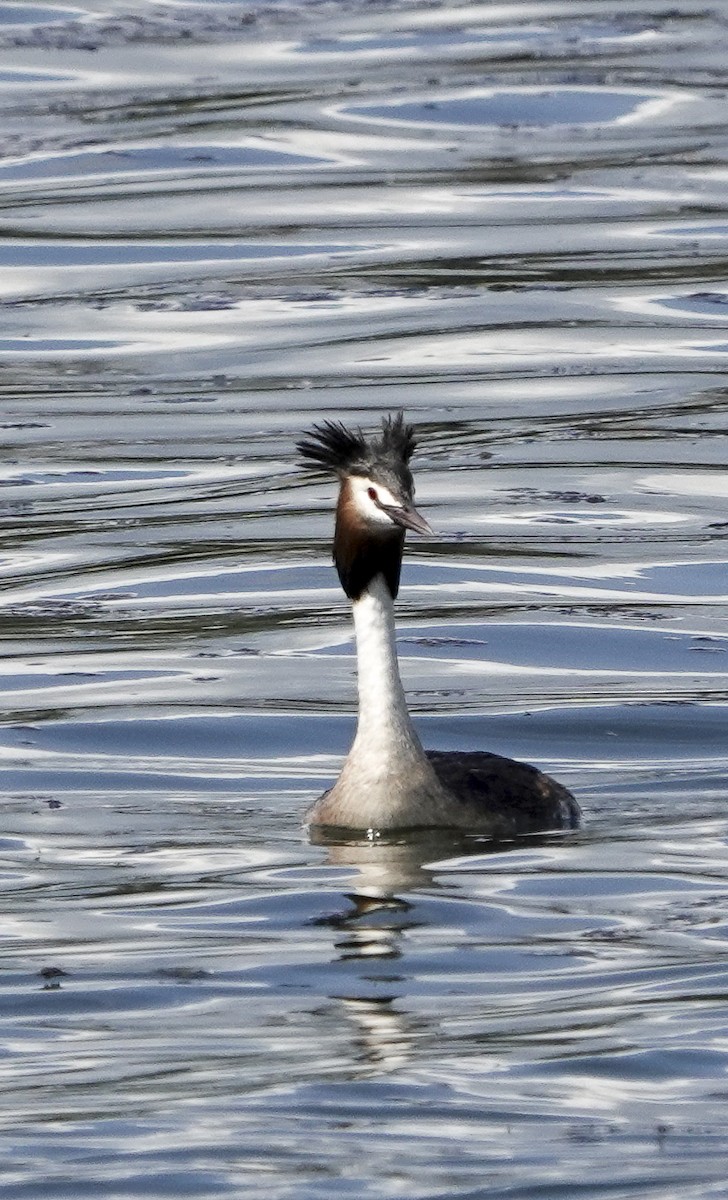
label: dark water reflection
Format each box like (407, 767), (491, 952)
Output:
(2, 0), (728, 1196)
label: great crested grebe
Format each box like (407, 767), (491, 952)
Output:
(298, 413), (580, 836)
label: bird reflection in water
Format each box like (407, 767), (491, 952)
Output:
(309, 826), (555, 1074)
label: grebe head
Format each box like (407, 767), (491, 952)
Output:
(298, 412), (431, 600)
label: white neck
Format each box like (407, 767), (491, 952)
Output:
(308, 571), (452, 829)
(350, 572), (422, 759)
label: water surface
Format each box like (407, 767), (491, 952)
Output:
(1, 1), (728, 1196)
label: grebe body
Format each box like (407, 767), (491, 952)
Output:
(298, 414), (579, 836)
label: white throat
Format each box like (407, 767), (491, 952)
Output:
(350, 572), (422, 760)
(307, 571), (451, 829)
(306, 571), (454, 830)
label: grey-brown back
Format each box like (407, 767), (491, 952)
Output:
(426, 749), (580, 836)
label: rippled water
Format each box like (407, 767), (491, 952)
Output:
(2, 1), (728, 1195)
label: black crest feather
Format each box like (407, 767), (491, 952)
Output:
(297, 411), (416, 477)
(378, 411), (416, 466)
(297, 419), (368, 474)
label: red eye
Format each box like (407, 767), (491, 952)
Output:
(367, 487), (378, 501)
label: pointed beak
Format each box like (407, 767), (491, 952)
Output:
(384, 502), (433, 536)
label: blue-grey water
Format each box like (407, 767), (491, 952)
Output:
(2, 1), (728, 1196)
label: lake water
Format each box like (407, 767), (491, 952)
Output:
(2, 1), (728, 1196)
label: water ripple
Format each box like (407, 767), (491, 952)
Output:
(2, 1), (728, 1196)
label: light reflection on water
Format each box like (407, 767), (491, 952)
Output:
(1, 0), (728, 1196)
(339, 86), (683, 129)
